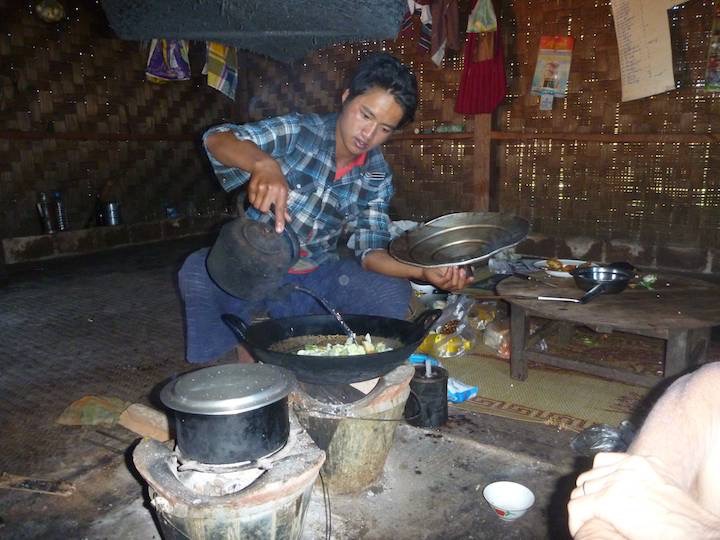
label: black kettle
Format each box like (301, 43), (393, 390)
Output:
(206, 216), (300, 301)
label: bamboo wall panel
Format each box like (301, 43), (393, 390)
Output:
(496, 0), (720, 247)
(0, 0), (233, 237)
(5, 0), (717, 254)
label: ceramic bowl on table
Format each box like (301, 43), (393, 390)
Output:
(533, 258), (588, 278)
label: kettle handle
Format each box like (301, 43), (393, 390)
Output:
(222, 314), (250, 342)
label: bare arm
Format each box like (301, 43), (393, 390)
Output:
(205, 132), (290, 232)
(569, 453), (720, 540)
(362, 250), (474, 292)
(568, 363), (720, 539)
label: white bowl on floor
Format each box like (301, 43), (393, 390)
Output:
(483, 481), (535, 521)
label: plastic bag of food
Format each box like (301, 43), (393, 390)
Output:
(418, 295), (478, 358)
(483, 319), (510, 359)
(467, 302), (497, 331)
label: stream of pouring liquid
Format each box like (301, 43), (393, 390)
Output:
(291, 285), (358, 344)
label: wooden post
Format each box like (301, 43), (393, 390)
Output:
(473, 114), (492, 211)
(510, 305), (528, 381)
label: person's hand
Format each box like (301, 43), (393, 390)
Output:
(568, 452), (717, 540)
(573, 519), (625, 540)
(247, 157), (292, 232)
(420, 266), (474, 292)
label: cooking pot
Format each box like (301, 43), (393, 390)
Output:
(160, 363), (295, 465)
(570, 266), (633, 304)
(222, 309), (442, 384)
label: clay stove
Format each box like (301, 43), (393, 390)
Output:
(133, 411), (325, 539)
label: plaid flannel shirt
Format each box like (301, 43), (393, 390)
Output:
(203, 113), (394, 269)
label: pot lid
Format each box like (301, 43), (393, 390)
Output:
(160, 364), (295, 415)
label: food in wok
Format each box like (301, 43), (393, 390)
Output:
(269, 334), (393, 356)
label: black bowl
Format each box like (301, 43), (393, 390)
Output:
(570, 266), (632, 294)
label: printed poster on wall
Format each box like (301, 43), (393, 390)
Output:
(610, 0), (690, 102)
(531, 36), (575, 99)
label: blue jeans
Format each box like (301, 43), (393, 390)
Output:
(178, 248), (412, 362)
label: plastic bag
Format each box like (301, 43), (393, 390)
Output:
(570, 420), (636, 457)
(466, 0), (497, 33)
(146, 39), (191, 83)
(467, 302), (496, 331)
(408, 353), (478, 403)
(483, 319), (510, 359)
(418, 295), (477, 358)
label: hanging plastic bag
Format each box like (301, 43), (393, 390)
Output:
(466, 0), (497, 33)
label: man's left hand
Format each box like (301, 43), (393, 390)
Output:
(421, 266), (474, 292)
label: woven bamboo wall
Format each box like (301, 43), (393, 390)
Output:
(496, 0), (720, 249)
(240, 0), (720, 253)
(4, 0), (719, 257)
(0, 0), (234, 237)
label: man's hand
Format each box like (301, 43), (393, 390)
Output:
(420, 266), (474, 292)
(247, 158), (292, 233)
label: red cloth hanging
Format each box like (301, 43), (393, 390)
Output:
(454, 26), (506, 114)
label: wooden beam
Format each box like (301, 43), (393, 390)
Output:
(489, 131), (719, 144)
(0, 130), (193, 142)
(4, 130), (715, 145)
(391, 132), (473, 141)
(391, 131), (719, 144)
(473, 114), (492, 211)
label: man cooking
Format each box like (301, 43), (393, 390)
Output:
(179, 52), (473, 363)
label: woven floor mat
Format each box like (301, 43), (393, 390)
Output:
(444, 350), (651, 432)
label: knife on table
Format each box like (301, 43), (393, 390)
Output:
(513, 272), (559, 288)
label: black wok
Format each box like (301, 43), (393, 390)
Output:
(222, 310), (442, 384)
(570, 266), (633, 304)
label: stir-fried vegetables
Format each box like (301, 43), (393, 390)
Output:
(296, 334), (391, 356)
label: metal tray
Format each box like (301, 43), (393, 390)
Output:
(389, 212), (530, 268)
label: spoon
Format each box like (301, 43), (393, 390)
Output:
(285, 285), (359, 345)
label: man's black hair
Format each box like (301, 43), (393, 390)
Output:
(345, 52), (418, 129)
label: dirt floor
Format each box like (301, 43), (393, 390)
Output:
(0, 237), (601, 539)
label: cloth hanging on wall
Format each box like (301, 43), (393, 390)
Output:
(705, 3), (720, 91)
(204, 42), (239, 100)
(145, 39), (191, 83)
(455, 26), (505, 114)
(400, 0), (433, 52)
(430, 0), (460, 66)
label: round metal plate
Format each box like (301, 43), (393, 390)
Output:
(389, 212), (530, 268)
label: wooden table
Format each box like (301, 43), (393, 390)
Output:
(492, 273), (720, 387)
